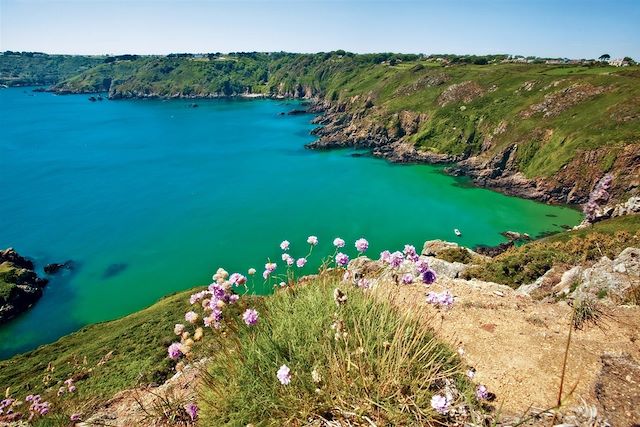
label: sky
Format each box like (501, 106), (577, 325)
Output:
(0, 0), (638, 59)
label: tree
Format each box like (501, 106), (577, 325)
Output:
(598, 54), (611, 61)
(623, 56), (635, 64)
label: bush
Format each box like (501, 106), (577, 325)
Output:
(199, 275), (478, 425)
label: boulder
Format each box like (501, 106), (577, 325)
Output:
(422, 240), (460, 256)
(44, 260), (74, 275)
(426, 257), (468, 279)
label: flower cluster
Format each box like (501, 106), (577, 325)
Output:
(242, 308), (259, 326)
(0, 398), (16, 416)
(430, 393), (451, 415)
(583, 173), (613, 221)
(426, 290), (455, 309)
(25, 395), (51, 420)
(57, 378), (76, 396)
(185, 402), (198, 421)
(277, 365), (292, 385)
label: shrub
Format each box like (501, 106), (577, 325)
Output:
(199, 275), (478, 425)
(436, 247), (473, 264)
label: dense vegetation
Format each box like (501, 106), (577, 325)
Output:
(464, 215), (640, 287)
(0, 52), (103, 86)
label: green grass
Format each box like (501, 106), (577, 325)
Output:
(0, 289), (195, 423)
(463, 215), (640, 287)
(199, 274), (480, 426)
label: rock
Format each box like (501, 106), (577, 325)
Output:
(501, 231), (531, 241)
(44, 260), (74, 275)
(1, 248), (49, 324)
(575, 250), (640, 301)
(287, 109), (308, 115)
(422, 240), (460, 256)
(552, 266), (584, 296)
(427, 257), (468, 279)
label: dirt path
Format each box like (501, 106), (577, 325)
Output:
(385, 277), (640, 423)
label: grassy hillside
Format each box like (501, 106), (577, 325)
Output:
(0, 289), (195, 421)
(0, 52), (103, 86)
(464, 214), (640, 287)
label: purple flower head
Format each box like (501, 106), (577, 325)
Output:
(421, 268), (437, 285)
(426, 290), (454, 309)
(68, 385), (76, 393)
(168, 342), (183, 360)
(208, 283), (226, 300)
(357, 278), (371, 289)
(265, 262), (277, 273)
(379, 250), (391, 263)
(189, 291), (207, 305)
(280, 240), (290, 251)
(185, 402), (198, 421)
(263, 270), (270, 280)
(229, 294), (240, 304)
(242, 308), (259, 326)
(404, 244), (419, 262)
(355, 238), (369, 253)
(277, 365), (292, 385)
(476, 384), (489, 400)
(296, 258), (307, 268)
(307, 235), (318, 246)
(389, 251), (404, 268)
(335, 252), (349, 267)
(402, 273), (414, 285)
(70, 413), (82, 421)
(285, 255), (295, 266)
(415, 259), (430, 274)
(430, 394), (450, 415)
(333, 237), (345, 248)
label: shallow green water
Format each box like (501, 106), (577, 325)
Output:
(0, 87), (581, 358)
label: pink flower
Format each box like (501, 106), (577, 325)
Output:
(296, 258), (307, 268)
(277, 365), (291, 385)
(280, 240), (290, 251)
(248, 268), (256, 275)
(476, 384), (489, 400)
(355, 238), (369, 253)
(185, 311), (198, 324)
(431, 394), (450, 414)
(307, 235), (318, 245)
(402, 273), (414, 284)
(185, 402), (198, 421)
(242, 308), (259, 326)
(229, 273), (247, 286)
(333, 237), (345, 248)
(70, 413), (82, 421)
(168, 343), (183, 360)
(335, 252), (349, 267)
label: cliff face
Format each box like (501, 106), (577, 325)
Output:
(42, 54), (640, 204)
(0, 248), (48, 324)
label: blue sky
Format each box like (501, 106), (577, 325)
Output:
(0, 0), (638, 58)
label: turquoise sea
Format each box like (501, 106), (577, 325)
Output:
(0, 87), (582, 358)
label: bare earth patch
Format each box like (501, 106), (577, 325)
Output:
(383, 277), (640, 421)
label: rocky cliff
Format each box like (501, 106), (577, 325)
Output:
(0, 248), (48, 324)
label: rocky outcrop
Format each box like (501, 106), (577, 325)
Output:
(0, 248), (49, 324)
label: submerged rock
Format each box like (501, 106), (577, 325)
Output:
(44, 260), (74, 275)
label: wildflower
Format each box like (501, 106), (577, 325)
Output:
(285, 254), (295, 266)
(457, 347), (465, 356)
(476, 384), (489, 400)
(334, 288), (348, 305)
(296, 257), (307, 268)
(357, 278), (371, 289)
(415, 259), (430, 273)
(68, 385), (76, 393)
(213, 268), (228, 282)
(404, 244), (419, 262)
(307, 235), (318, 245)
(189, 291), (206, 305)
(185, 402), (198, 421)
(229, 273), (247, 286)
(335, 252), (349, 267)
(70, 413), (82, 422)
(426, 290), (454, 308)
(185, 311), (198, 324)
(402, 273), (414, 285)
(229, 294), (240, 304)
(242, 308), (259, 326)
(263, 270), (270, 279)
(167, 342), (183, 360)
(280, 240), (290, 251)
(248, 267), (256, 275)
(466, 368), (476, 379)
(355, 238), (369, 253)
(430, 393), (450, 415)
(333, 237), (345, 248)
(421, 268), (437, 285)
(277, 365), (292, 385)
(194, 327), (204, 341)
(379, 250), (391, 263)
(389, 251), (404, 268)
(311, 368), (322, 383)
(342, 270), (351, 281)
(279, 281), (287, 287)
(174, 324), (185, 336)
